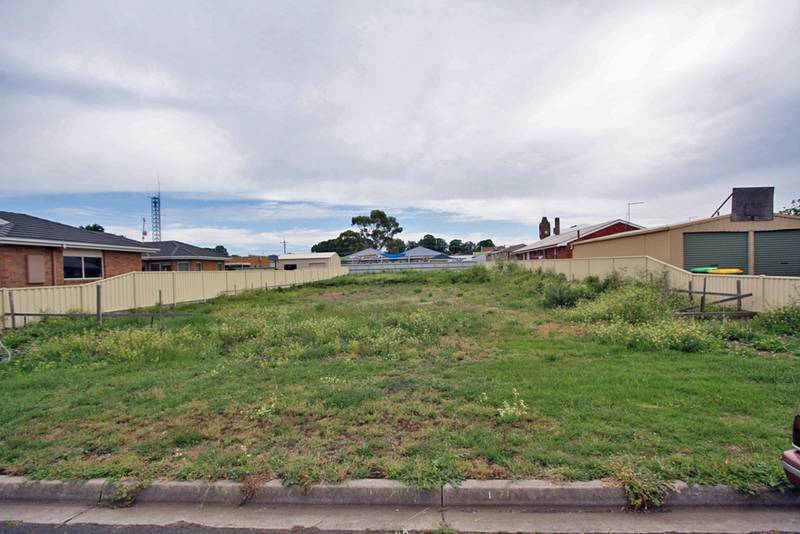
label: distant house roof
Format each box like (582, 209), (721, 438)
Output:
(404, 246), (451, 259)
(0, 211), (158, 252)
(516, 219), (643, 254)
(487, 243), (527, 255)
(344, 247), (380, 258)
(143, 241), (230, 261)
(278, 252), (339, 261)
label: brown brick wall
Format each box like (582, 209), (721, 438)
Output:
(574, 222), (640, 243)
(1, 245), (143, 288)
(0, 245), (62, 288)
(104, 251), (144, 278)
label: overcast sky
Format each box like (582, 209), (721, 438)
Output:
(1, 0), (799, 253)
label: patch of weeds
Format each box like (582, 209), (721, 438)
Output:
(388, 452), (465, 490)
(100, 479), (149, 508)
(611, 459), (673, 510)
(753, 303), (800, 336)
(250, 392), (280, 420)
(497, 388), (529, 423)
(590, 319), (723, 353)
(562, 285), (675, 324)
(282, 457), (323, 489)
(750, 334), (789, 353)
(175, 448), (252, 481)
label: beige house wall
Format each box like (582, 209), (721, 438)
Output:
(277, 255), (341, 270)
(573, 214), (800, 273)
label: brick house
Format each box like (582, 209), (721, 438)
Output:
(225, 255), (273, 270)
(0, 211), (157, 288)
(514, 217), (643, 260)
(142, 241), (229, 271)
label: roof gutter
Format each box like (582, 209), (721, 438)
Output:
(0, 236), (159, 253)
(144, 256), (229, 261)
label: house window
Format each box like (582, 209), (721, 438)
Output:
(63, 255), (103, 279)
(217, 262), (224, 271)
(283, 264), (297, 271)
(196, 262), (202, 271)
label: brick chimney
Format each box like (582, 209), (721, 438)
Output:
(539, 217), (551, 240)
(554, 217), (560, 236)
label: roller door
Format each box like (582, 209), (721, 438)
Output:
(755, 229), (800, 276)
(683, 232), (748, 273)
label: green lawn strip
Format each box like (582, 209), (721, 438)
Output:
(0, 268), (797, 502)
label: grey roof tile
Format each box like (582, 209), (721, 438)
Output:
(0, 211), (155, 251)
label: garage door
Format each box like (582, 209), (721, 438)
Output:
(755, 229), (800, 276)
(683, 232), (748, 272)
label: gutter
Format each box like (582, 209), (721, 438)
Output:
(143, 256), (229, 261)
(0, 236), (159, 253)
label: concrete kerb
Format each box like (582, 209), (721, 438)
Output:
(1, 476), (798, 509)
(442, 480), (627, 510)
(0, 476), (105, 504)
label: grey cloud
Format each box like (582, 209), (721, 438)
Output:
(1, 0), (799, 222)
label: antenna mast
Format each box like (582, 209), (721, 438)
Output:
(150, 183), (162, 242)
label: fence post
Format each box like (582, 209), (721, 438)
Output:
(700, 277), (707, 312)
(0, 288), (4, 332)
(759, 275), (766, 312)
(132, 272), (138, 310)
(688, 280), (693, 302)
(96, 284), (102, 325)
(171, 271), (177, 307)
(736, 280), (742, 311)
(8, 290), (15, 329)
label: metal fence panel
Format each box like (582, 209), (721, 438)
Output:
(2, 266), (350, 328)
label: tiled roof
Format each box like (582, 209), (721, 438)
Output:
(278, 252), (338, 260)
(405, 246), (450, 258)
(516, 219), (643, 253)
(143, 241), (230, 260)
(0, 211), (156, 251)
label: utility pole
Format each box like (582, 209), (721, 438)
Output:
(626, 201), (644, 222)
(281, 239), (287, 254)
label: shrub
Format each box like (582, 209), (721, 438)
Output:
(584, 272), (623, 294)
(590, 319), (723, 353)
(543, 281), (581, 308)
(753, 304), (800, 336)
(562, 285), (671, 324)
(706, 319), (755, 342)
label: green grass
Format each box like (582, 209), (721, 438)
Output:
(0, 266), (798, 506)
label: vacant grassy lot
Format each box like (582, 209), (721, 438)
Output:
(1, 266), (798, 505)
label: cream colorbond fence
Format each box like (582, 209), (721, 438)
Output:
(512, 256), (800, 313)
(0, 267), (349, 329)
